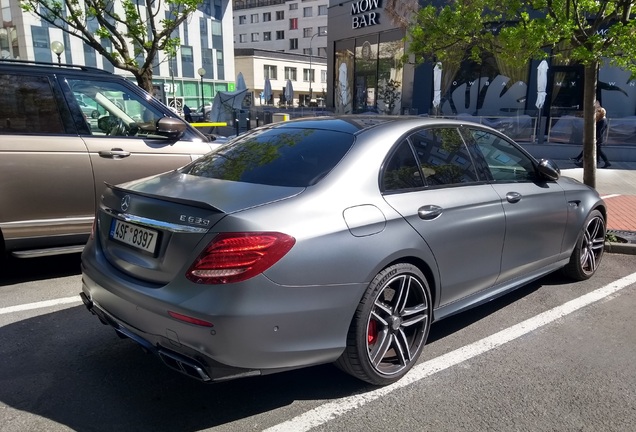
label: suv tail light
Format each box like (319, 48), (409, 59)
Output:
(186, 232), (295, 284)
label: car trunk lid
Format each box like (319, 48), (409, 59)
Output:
(96, 172), (303, 284)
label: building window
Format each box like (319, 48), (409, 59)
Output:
(318, 47), (327, 57)
(318, 5), (327, 15)
(290, 3), (298, 10)
(303, 7), (312, 17)
(303, 48), (311, 55)
(263, 12), (271, 21)
(303, 68), (314, 82)
(251, 33), (259, 42)
(239, 34), (247, 43)
(239, 15), (246, 24)
(290, 38), (298, 50)
(290, 18), (298, 30)
(285, 67), (297, 80)
(303, 28), (312, 38)
(276, 30), (285, 40)
(318, 26), (327, 36)
(251, 14), (259, 23)
(217, 50), (224, 80)
(321, 70), (327, 83)
(264, 32), (271, 41)
(264, 64), (278, 80)
(276, 10), (284, 20)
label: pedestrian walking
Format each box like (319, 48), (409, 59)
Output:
(183, 104), (193, 122)
(571, 105), (611, 168)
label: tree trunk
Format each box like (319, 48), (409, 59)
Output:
(134, 68), (155, 94)
(582, 63), (598, 188)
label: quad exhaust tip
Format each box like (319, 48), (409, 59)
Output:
(158, 350), (212, 382)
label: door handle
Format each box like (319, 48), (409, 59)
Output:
(98, 148), (131, 159)
(506, 192), (522, 203)
(418, 205), (443, 220)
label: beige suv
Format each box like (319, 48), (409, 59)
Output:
(0, 60), (223, 259)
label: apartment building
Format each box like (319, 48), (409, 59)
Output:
(0, 0), (235, 110)
(233, 0), (328, 56)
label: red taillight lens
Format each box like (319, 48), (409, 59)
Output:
(186, 232), (296, 284)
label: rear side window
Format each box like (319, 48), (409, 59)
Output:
(409, 128), (479, 186)
(182, 128), (355, 187)
(0, 74), (64, 134)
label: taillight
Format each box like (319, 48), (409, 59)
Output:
(186, 232), (295, 284)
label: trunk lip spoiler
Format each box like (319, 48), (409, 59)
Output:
(106, 182), (223, 212)
(102, 208), (210, 234)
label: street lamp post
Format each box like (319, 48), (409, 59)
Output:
(197, 67), (206, 115)
(308, 30), (326, 103)
(50, 41), (64, 65)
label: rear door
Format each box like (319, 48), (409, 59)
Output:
(0, 70), (94, 251)
(64, 76), (213, 203)
(381, 127), (506, 306)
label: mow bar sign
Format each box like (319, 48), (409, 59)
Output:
(351, 0), (381, 29)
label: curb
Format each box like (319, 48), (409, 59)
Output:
(604, 241), (636, 255)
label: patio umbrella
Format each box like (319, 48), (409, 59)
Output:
(263, 78), (272, 105)
(236, 72), (247, 91)
(338, 63), (349, 111)
(535, 60), (548, 109)
(433, 62), (442, 108)
(209, 89), (248, 122)
(284, 79), (294, 106)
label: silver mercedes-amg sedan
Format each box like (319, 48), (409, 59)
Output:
(80, 116), (606, 385)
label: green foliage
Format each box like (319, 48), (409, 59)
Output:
(19, 0), (204, 92)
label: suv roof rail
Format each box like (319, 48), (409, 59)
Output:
(0, 58), (112, 74)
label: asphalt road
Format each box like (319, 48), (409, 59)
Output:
(1, 253), (635, 432)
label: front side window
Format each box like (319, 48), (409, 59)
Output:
(181, 128), (355, 187)
(67, 78), (164, 137)
(465, 128), (536, 182)
(0, 74), (64, 134)
(409, 128), (479, 186)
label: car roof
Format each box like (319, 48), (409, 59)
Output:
(0, 59), (117, 78)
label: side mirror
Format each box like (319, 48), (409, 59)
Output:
(156, 117), (187, 140)
(537, 159), (560, 181)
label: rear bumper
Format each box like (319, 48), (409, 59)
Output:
(80, 289), (265, 382)
(80, 253), (365, 382)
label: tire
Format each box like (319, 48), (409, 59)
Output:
(562, 209), (606, 281)
(336, 263), (432, 385)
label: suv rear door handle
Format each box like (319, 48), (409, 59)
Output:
(99, 148), (131, 159)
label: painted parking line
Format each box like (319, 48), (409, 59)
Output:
(266, 272), (636, 432)
(0, 296), (82, 315)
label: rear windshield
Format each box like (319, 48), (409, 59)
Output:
(181, 127), (355, 187)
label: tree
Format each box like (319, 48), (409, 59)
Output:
(20, 0), (204, 93)
(405, 0), (636, 188)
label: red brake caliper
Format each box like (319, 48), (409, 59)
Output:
(367, 319), (377, 344)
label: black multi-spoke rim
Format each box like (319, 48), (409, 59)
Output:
(580, 215), (605, 275)
(366, 274), (429, 376)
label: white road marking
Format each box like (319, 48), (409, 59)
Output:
(265, 272), (636, 432)
(0, 296), (82, 315)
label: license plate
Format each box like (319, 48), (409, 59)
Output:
(110, 219), (158, 254)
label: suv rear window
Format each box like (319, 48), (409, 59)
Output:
(0, 74), (64, 134)
(181, 127), (355, 187)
